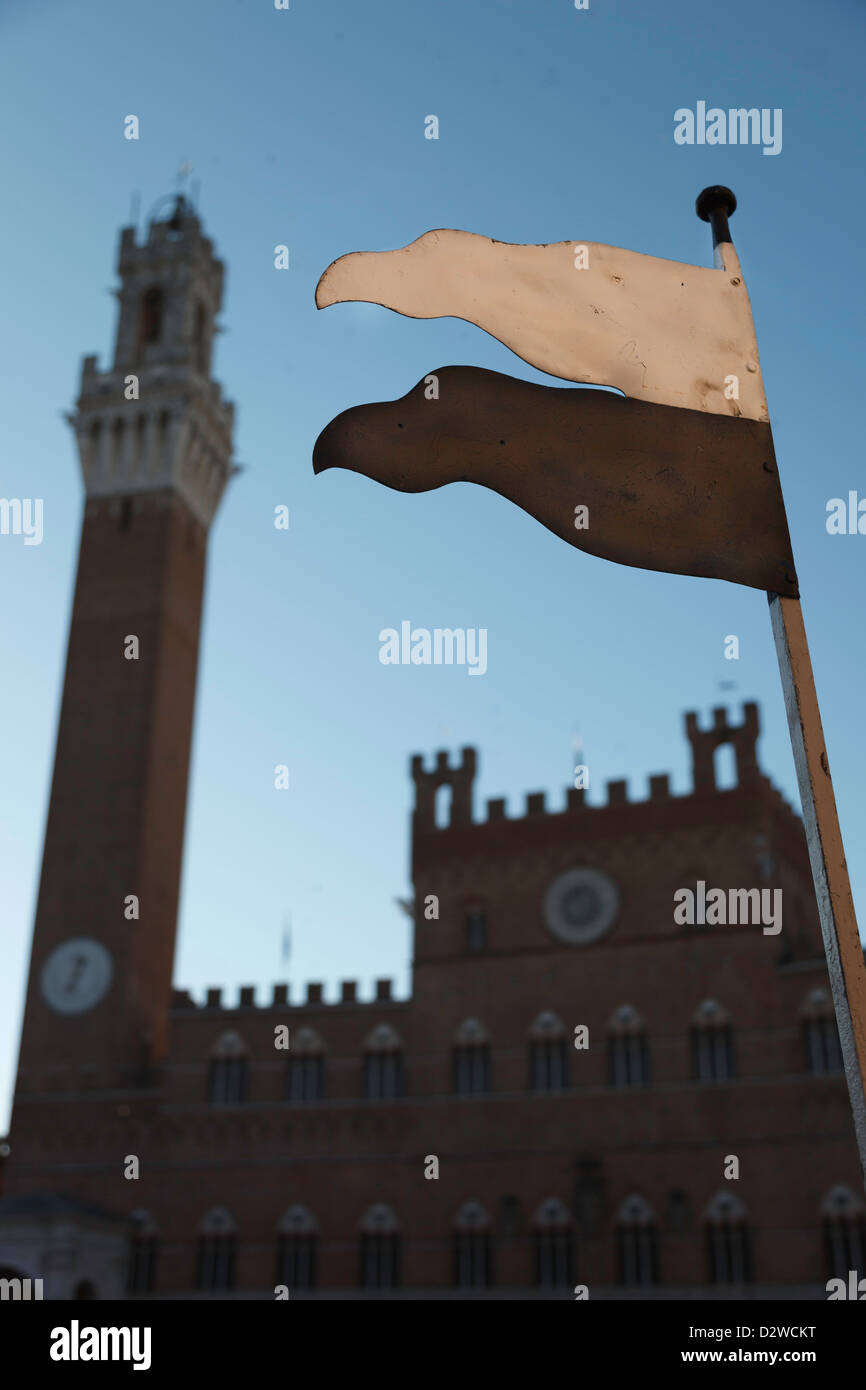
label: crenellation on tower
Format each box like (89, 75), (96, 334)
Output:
(411, 746), (477, 832)
(412, 705), (774, 845)
(685, 701), (761, 792)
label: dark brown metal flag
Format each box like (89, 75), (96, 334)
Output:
(314, 365), (797, 595)
(313, 206), (797, 595)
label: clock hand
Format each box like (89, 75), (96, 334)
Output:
(65, 955), (87, 993)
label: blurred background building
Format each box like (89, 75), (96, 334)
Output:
(0, 203), (861, 1301)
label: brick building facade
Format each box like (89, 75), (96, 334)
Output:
(0, 203), (862, 1300)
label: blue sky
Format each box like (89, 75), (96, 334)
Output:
(1, 0), (864, 1128)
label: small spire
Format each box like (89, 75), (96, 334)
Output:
(166, 193), (187, 233)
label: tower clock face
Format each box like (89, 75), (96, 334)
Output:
(40, 939), (113, 1015)
(543, 867), (620, 945)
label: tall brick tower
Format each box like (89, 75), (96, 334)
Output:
(11, 196), (234, 1110)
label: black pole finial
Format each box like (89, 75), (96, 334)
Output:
(696, 186), (737, 250)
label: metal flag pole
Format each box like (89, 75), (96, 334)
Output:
(698, 187), (866, 1185)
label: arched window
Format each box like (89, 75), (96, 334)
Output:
(275, 1205), (318, 1289)
(801, 989), (843, 1074)
(465, 907), (487, 953)
(363, 1024), (404, 1100)
(453, 1018), (490, 1095)
(196, 1208), (237, 1291)
(529, 1012), (569, 1092)
(617, 1195), (660, 1287)
(713, 742), (737, 790)
(434, 783), (452, 828)
(110, 417), (124, 480)
(126, 1209), (159, 1294)
(155, 410), (170, 479)
(359, 1204), (400, 1289)
(133, 413), (147, 477)
(453, 1200), (492, 1288)
(287, 1027), (325, 1103)
(193, 300), (208, 373)
(822, 1185), (866, 1279)
(704, 1192), (752, 1284)
(138, 287), (163, 347)
(533, 1198), (574, 1288)
(691, 1000), (735, 1082)
(88, 420), (101, 478)
(208, 1031), (248, 1104)
(608, 1006), (650, 1087)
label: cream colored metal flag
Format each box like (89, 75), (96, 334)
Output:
(316, 230), (766, 423)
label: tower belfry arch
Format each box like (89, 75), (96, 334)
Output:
(685, 703), (760, 793)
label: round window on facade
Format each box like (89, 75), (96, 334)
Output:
(543, 868), (620, 945)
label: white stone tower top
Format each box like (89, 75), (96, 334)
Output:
(72, 195), (235, 528)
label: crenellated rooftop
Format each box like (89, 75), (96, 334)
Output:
(171, 978), (405, 1014)
(411, 703), (773, 833)
(482, 774), (672, 823)
(173, 705), (799, 1015)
